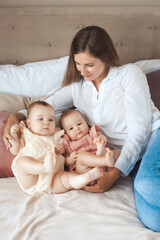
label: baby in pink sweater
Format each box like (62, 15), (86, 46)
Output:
(60, 109), (120, 175)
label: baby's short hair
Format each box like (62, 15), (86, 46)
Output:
(59, 109), (84, 129)
(27, 101), (54, 118)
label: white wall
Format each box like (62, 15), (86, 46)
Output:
(0, 0), (160, 7)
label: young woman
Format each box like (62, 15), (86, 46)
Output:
(3, 26), (160, 231)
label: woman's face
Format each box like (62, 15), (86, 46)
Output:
(74, 52), (108, 84)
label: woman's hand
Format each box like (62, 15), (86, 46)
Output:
(83, 167), (122, 192)
(3, 113), (25, 149)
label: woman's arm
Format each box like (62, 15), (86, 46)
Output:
(83, 167), (122, 192)
(46, 85), (74, 113)
(114, 65), (152, 175)
(3, 113), (26, 149)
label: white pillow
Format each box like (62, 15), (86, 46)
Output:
(0, 57), (160, 98)
(135, 59), (160, 74)
(0, 56), (69, 97)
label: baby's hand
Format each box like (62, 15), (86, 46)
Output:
(69, 163), (76, 171)
(70, 151), (78, 163)
(55, 144), (65, 154)
(94, 135), (107, 146)
(10, 124), (20, 136)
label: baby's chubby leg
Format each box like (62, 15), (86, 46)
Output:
(52, 167), (103, 193)
(17, 149), (55, 189)
(76, 148), (115, 173)
(19, 149), (54, 175)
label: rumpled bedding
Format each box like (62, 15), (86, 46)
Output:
(0, 176), (159, 240)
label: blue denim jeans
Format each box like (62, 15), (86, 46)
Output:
(132, 128), (160, 232)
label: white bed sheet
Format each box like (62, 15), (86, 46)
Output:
(1, 176), (159, 240)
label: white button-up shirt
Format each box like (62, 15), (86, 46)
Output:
(46, 63), (160, 175)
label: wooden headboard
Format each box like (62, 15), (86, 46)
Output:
(0, 6), (160, 65)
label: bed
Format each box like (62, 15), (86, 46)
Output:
(0, 6), (160, 240)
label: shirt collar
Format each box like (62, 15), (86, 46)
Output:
(82, 66), (118, 86)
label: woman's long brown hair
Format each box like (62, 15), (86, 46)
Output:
(62, 26), (121, 87)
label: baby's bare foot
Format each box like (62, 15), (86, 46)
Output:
(68, 167), (103, 189)
(86, 167), (104, 181)
(43, 149), (54, 173)
(105, 147), (114, 167)
(96, 142), (106, 156)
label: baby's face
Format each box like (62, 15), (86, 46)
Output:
(63, 111), (89, 141)
(27, 105), (55, 136)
